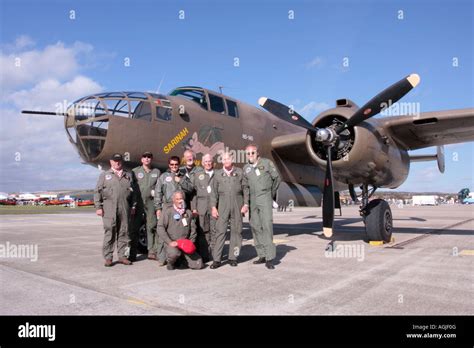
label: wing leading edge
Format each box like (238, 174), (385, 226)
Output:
(381, 108), (474, 150)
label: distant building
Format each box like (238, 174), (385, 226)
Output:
(412, 195), (438, 206)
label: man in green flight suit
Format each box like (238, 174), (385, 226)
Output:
(210, 152), (248, 269)
(179, 150), (204, 209)
(94, 153), (138, 267)
(186, 153), (216, 263)
(130, 151), (161, 262)
(154, 155), (185, 265)
(242, 144), (281, 270)
(157, 191), (203, 270)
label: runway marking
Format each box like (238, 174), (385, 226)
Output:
(459, 250), (474, 256)
(127, 298), (148, 306)
(241, 238), (289, 245)
(386, 218), (474, 249)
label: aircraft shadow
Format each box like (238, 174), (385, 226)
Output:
(240, 218), (474, 243)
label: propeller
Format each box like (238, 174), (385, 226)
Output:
(322, 145), (334, 237)
(258, 97), (314, 131)
(335, 73), (420, 134)
(258, 73), (420, 237)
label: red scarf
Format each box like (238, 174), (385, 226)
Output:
(223, 166), (234, 176)
(112, 168), (123, 178)
(174, 205), (185, 216)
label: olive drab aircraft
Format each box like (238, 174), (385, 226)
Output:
(22, 74), (474, 243)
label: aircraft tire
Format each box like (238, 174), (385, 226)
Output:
(138, 223), (148, 254)
(364, 199), (392, 242)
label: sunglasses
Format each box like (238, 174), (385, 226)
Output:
(246, 151), (256, 155)
(169, 163), (179, 166)
(142, 155), (153, 159)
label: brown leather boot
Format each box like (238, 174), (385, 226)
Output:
(147, 253), (157, 260)
(104, 259), (113, 267)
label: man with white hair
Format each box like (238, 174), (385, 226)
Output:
(179, 150), (204, 209)
(210, 151), (248, 269)
(243, 144), (281, 269)
(185, 153), (216, 262)
(157, 190), (203, 270)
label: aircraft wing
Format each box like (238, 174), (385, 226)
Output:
(380, 108), (474, 150)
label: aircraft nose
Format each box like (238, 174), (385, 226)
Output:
(65, 102), (108, 162)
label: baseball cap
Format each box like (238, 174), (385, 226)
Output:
(111, 153), (123, 161)
(176, 239), (196, 254)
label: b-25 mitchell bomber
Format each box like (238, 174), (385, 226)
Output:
(22, 74), (474, 243)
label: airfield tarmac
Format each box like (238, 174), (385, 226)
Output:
(0, 205), (472, 315)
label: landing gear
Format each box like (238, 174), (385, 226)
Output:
(364, 199), (393, 242)
(138, 223), (148, 254)
(358, 184), (393, 242)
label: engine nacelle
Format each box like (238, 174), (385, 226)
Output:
(305, 100), (410, 189)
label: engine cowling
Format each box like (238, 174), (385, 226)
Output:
(305, 99), (410, 189)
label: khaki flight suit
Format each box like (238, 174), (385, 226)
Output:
(130, 166), (161, 259)
(188, 170), (216, 261)
(94, 169), (138, 261)
(157, 206), (203, 269)
(243, 158), (281, 261)
(179, 165), (204, 209)
(154, 170), (183, 211)
(154, 170), (185, 262)
(210, 167), (248, 262)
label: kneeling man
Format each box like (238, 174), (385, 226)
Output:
(157, 190), (203, 270)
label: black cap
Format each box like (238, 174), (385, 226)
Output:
(111, 153), (123, 161)
(142, 151), (153, 157)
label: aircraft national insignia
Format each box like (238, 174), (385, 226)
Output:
(245, 167), (251, 174)
(105, 174), (112, 180)
(199, 174), (205, 180)
(165, 176), (173, 182)
(137, 172), (144, 179)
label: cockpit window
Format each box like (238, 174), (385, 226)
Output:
(226, 99), (239, 117)
(133, 101), (152, 121)
(170, 89), (208, 110)
(127, 92), (148, 99)
(98, 99), (129, 117)
(155, 99), (172, 121)
(209, 93), (225, 113)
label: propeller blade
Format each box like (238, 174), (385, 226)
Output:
(322, 146), (335, 238)
(258, 97), (316, 131)
(337, 73), (420, 133)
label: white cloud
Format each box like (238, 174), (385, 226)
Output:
(14, 35), (35, 50)
(0, 38), (103, 193)
(0, 40), (93, 93)
(6, 75), (102, 111)
(297, 101), (331, 118)
(306, 56), (324, 69)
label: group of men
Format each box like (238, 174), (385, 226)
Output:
(93, 144), (281, 271)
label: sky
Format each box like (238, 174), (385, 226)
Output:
(0, 0), (473, 193)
